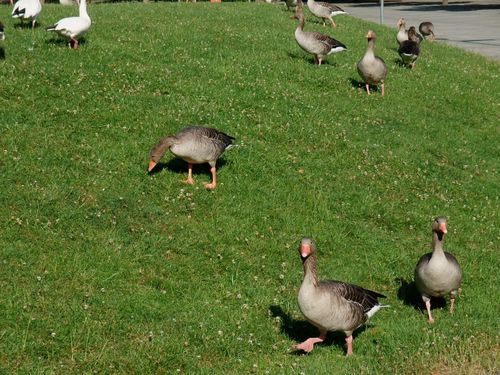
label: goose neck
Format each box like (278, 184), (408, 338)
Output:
(432, 232), (445, 255)
(79, 0), (90, 19)
(302, 254), (318, 287)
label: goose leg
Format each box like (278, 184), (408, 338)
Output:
(329, 17), (336, 29)
(184, 163), (195, 185)
(204, 166), (217, 190)
(72, 38), (79, 49)
(294, 330), (326, 353)
(365, 83), (371, 95)
(381, 82), (385, 96)
(449, 290), (457, 314)
(345, 335), (354, 356)
(423, 296), (434, 323)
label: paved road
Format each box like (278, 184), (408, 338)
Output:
(338, 1), (500, 60)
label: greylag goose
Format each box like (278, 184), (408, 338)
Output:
(398, 27), (420, 68)
(148, 126), (234, 190)
(11, 0), (42, 30)
(294, 238), (387, 355)
(307, 0), (346, 29)
(414, 217), (462, 323)
(45, 0), (91, 49)
(357, 30), (387, 96)
(419, 21), (435, 42)
(292, 6), (347, 66)
(396, 18), (408, 46)
(408, 26), (423, 44)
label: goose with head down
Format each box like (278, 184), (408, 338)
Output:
(294, 238), (387, 355)
(419, 21), (435, 41)
(414, 217), (462, 323)
(148, 126), (234, 190)
(292, 6), (347, 66)
(11, 0), (42, 30)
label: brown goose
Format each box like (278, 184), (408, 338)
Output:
(307, 0), (347, 29)
(398, 27), (420, 68)
(357, 30), (387, 96)
(414, 217), (462, 323)
(292, 6), (347, 66)
(294, 238), (387, 355)
(148, 126), (234, 190)
(419, 21), (435, 42)
(396, 18), (408, 46)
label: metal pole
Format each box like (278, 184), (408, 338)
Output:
(380, 0), (384, 24)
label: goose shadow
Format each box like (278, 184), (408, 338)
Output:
(269, 305), (367, 355)
(348, 77), (386, 94)
(0, 48), (5, 60)
(15, 22), (41, 30)
(147, 157), (228, 178)
(287, 51), (338, 66)
(45, 37), (87, 48)
(395, 277), (446, 311)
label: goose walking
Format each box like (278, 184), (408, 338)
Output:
(398, 27), (420, 68)
(357, 30), (387, 96)
(11, 0), (42, 30)
(292, 6), (347, 66)
(148, 126), (234, 190)
(419, 21), (435, 41)
(414, 217), (462, 323)
(396, 18), (408, 46)
(294, 238), (387, 355)
(307, 0), (346, 29)
(45, 0), (91, 49)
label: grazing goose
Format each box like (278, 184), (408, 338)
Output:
(396, 18), (408, 46)
(292, 6), (347, 66)
(45, 0), (91, 49)
(419, 21), (435, 41)
(398, 27), (420, 68)
(148, 126), (235, 190)
(307, 0), (346, 29)
(414, 217), (462, 323)
(294, 238), (387, 355)
(11, 0), (42, 30)
(357, 30), (387, 96)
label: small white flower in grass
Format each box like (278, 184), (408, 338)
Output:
(51, 332), (56, 337)
(218, 330), (223, 336)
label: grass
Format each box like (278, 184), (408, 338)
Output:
(0, 2), (499, 373)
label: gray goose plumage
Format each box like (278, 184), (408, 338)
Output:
(294, 238), (387, 355)
(148, 126), (234, 190)
(292, 6), (347, 66)
(398, 27), (420, 68)
(414, 217), (462, 323)
(307, 0), (346, 29)
(357, 30), (387, 96)
(396, 18), (408, 46)
(419, 21), (435, 41)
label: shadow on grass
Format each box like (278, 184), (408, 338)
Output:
(0, 48), (5, 60)
(14, 22), (41, 30)
(395, 277), (446, 312)
(269, 305), (367, 355)
(45, 37), (87, 48)
(148, 157), (228, 178)
(287, 52), (341, 67)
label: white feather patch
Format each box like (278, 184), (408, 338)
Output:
(366, 304), (389, 319)
(329, 46), (347, 54)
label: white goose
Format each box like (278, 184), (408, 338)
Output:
(46, 0), (91, 49)
(11, 0), (42, 30)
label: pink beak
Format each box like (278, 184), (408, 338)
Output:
(439, 222), (448, 234)
(148, 160), (157, 172)
(300, 244), (311, 258)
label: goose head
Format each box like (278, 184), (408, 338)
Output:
(148, 136), (175, 172)
(299, 237), (316, 260)
(291, 5), (304, 21)
(397, 18), (406, 30)
(408, 26), (418, 42)
(366, 30), (376, 41)
(432, 217), (448, 240)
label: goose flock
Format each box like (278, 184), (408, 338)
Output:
(2, 0), (460, 358)
(5, 0), (91, 48)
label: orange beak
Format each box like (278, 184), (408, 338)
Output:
(300, 244), (311, 258)
(148, 160), (157, 172)
(439, 222), (448, 234)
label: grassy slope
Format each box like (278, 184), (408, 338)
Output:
(0, 2), (499, 374)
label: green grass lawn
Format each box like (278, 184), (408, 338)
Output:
(1, 2), (499, 373)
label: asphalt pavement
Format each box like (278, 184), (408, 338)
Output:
(338, 1), (500, 60)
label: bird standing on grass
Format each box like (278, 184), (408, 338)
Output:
(292, 6), (347, 66)
(11, 0), (42, 30)
(419, 21), (435, 41)
(45, 0), (91, 49)
(306, 0), (347, 29)
(396, 18), (408, 46)
(148, 126), (235, 190)
(357, 30), (387, 96)
(414, 217), (462, 323)
(398, 27), (420, 68)
(294, 238), (387, 355)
